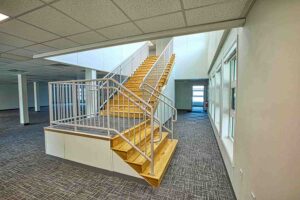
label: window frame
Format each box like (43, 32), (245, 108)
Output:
(224, 47), (237, 142)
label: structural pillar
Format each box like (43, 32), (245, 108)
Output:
(18, 74), (29, 125)
(33, 82), (40, 112)
(85, 69), (97, 80)
(85, 69), (97, 117)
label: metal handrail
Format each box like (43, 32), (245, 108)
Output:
(143, 84), (174, 109)
(141, 39), (173, 88)
(142, 85), (177, 140)
(140, 39), (174, 103)
(48, 77), (157, 175)
(47, 42), (177, 177)
(143, 83), (177, 121)
(103, 43), (149, 86)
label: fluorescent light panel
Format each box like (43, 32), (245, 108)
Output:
(0, 13), (9, 21)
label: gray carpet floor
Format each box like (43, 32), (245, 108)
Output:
(0, 107), (235, 200)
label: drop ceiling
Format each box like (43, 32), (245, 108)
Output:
(0, 0), (254, 83)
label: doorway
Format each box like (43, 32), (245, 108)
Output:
(192, 85), (204, 112)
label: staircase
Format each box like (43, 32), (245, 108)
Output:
(109, 54), (177, 187)
(48, 40), (178, 187)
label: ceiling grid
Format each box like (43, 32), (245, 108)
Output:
(0, 0), (254, 83)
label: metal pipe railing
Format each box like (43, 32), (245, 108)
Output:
(142, 83), (177, 140)
(140, 39), (174, 103)
(47, 41), (177, 176)
(103, 43), (149, 85)
(48, 78), (158, 175)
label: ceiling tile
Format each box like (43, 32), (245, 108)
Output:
(52, 0), (129, 29)
(114, 0), (181, 20)
(0, 58), (15, 64)
(6, 49), (36, 58)
(0, 0), (44, 17)
(19, 6), (89, 36)
(43, 38), (79, 49)
(0, 53), (31, 61)
(185, 1), (245, 26)
(97, 23), (142, 39)
(0, 19), (58, 42)
(67, 31), (107, 45)
(182, 0), (227, 9)
(24, 44), (57, 53)
(0, 32), (34, 47)
(0, 43), (16, 52)
(136, 12), (185, 33)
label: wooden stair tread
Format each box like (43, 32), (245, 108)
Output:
(112, 126), (158, 152)
(108, 54), (177, 187)
(140, 139), (178, 187)
(126, 132), (168, 165)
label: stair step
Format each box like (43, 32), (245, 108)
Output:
(101, 110), (145, 118)
(126, 132), (168, 173)
(111, 120), (149, 147)
(141, 139), (178, 187)
(112, 126), (159, 160)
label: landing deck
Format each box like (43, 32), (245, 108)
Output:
(49, 115), (141, 136)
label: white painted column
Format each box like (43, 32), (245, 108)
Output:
(85, 69), (97, 117)
(33, 82), (40, 112)
(18, 74), (29, 125)
(85, 69), (97, 80)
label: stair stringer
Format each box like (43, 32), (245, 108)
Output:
(112, 151), (143, 179)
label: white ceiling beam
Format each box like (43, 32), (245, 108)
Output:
(33, 18), (245, 58)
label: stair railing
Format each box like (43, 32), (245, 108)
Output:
(103, 42), (149, 85)
(142, 83), (177, 140)
(140, 39), (173, 103)
(48, 78), (158, 175)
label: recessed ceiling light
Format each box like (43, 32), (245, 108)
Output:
(0, 13), (9, 22)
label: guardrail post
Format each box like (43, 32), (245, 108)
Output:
(106, 79), (110, 136)
(48, 83), (53, 126)
(150, 108), (154, 176)
(72, 82), (77, 131)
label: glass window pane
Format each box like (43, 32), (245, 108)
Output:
(230, 56), (237, 81)
(193, 85), (204, 90)
(231, 88), (236, 110)
(193, 91), (204, 96)
(229, 117), (235, 140)
(193, 97), (204, 102)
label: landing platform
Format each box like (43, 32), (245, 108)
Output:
(49, 115), (140, 136)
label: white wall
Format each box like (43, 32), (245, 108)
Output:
(209, 0), (300, 199)
(0, 82), (48, 110)
(173, 33), (209, 79)
(207, 30), (224, 67)
(48, 42), (146, 72)
(155, 37), (172, 56)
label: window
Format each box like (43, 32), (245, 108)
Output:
(214, 69), (221, 132)
(211, 76), (215, 120)
(192, 86), (204, 105)
(228, 54), (237, 141)
(208, 79), (213, 114)
(209, 42), (237, 163)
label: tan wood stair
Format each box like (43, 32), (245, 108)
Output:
(111, 121), (178, 187)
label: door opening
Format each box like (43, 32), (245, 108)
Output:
(192, 85), (204, 112)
